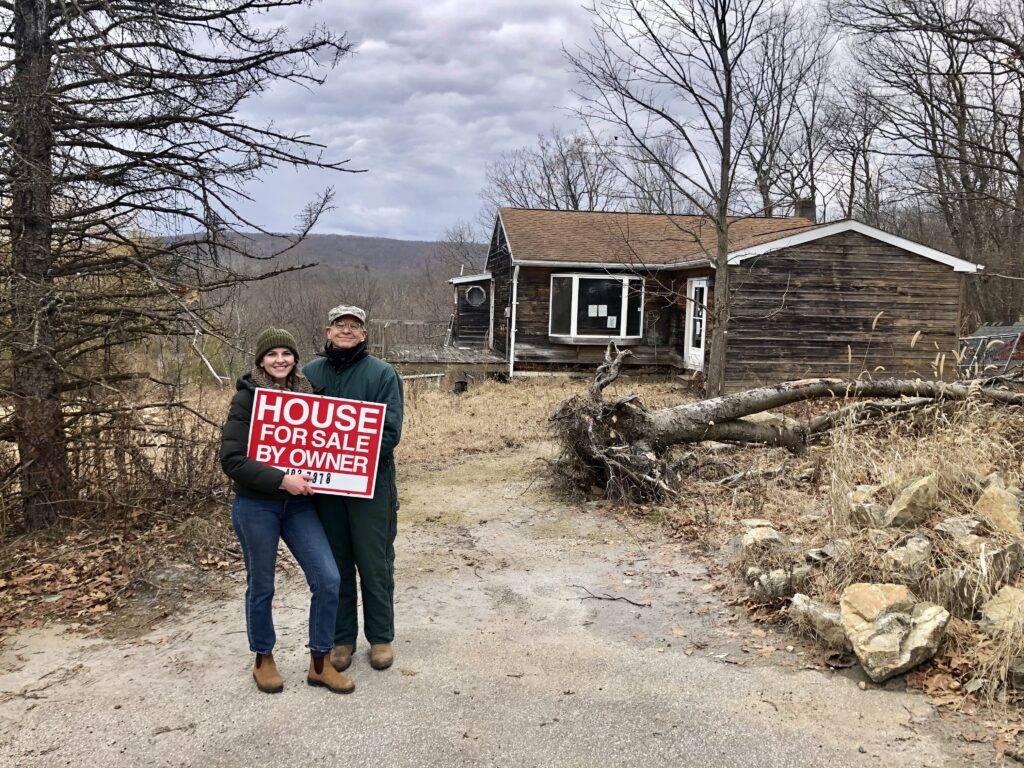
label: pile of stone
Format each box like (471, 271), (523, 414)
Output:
(740, 471), (1024, 684)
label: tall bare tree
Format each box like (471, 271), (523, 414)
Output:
(735, 5), (834, 216)
(1, 0), (353, 528)
(568, 0), (773, 395)
(834, 0), (1024, 323)
(481, 128), (622, 212)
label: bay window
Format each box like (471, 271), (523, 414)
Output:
(549, 273), (644, 341)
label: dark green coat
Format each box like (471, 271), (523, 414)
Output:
(218, 374), (289, 501)
(303, 353), (404, 508)
(303, 354), (404, 460)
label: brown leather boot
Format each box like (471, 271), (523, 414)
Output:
(252, 652), (283, 694)
(330, 643), (354, 672)
(369, 643), (394, 670)
(307, 653), (355, 694)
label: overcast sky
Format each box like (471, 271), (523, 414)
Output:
(237, 0), (591, 241)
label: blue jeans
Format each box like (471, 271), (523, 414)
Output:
(230, 495), (340, 654)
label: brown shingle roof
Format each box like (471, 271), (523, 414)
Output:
(498, 207), (818, 266)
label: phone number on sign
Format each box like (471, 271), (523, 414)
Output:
(284, 467), (333, 484)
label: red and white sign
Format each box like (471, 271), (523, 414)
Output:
(246, 389), (386, 498)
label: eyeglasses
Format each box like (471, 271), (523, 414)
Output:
(331, 320), (365, 332)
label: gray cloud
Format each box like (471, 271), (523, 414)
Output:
(236, 0), (591, 240)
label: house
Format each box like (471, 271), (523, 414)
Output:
(449, 206), (982, 389)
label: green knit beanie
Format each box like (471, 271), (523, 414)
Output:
(254, 327), (299, 365)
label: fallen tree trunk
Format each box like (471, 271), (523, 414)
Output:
(550, 344), (1024, 502)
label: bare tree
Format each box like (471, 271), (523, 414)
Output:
(735, 6), (834, 216)
(414, 220), (487, 323)
(481, 128), (622, 211)
(1, 0), (354, 528)
(833, 0), (1024, 323)
(568, 0), (774, 395)
(820, 73), (895, 225)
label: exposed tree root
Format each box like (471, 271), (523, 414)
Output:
(551, 343), (1024, 502)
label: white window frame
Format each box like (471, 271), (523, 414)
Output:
(548, 273), (644, 344)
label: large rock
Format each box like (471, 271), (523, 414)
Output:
(973, 485), (1023, 538)
(931, 540), (1023, 618)
(789, 593), (848, 648)
(741, 525), (786, 554)
(884, 475), (938, 527)
(748, 565), (812, 601)
(839, 583), (950, 682)
(847, 485), (886, 527)
(934, 515), (988, 553)
(979, 586), (1024, 636)
(883, 534), (932, 578)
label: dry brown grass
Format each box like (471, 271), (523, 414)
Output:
(398, 376), (688, 465)
(657, 397), (1024, 698)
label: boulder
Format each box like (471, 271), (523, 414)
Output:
(883, 534), (932, 578)
(845, 485), (885, 527)
(985, 472), (1006, 490)
(749, 566), (811, 601)
(973, 485), (1023, 538)
(789, 593), (848, 648)
(741, 525), (786, 554)
(985, 542), (1024, 582)
(839, 583), (950, 682)
(883, 475), (938, 527)
(934, 516), (988, 553)
(739, 518), (774, 529)
(979, 586), (1024, 636)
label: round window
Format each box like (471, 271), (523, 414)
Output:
(466, 285), (487, 307)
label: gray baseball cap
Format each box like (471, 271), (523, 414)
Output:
(327, 304), (367, 325)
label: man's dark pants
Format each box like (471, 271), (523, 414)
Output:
(316, 460), (398, 647)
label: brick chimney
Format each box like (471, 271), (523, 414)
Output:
(794, 196), (816, 222)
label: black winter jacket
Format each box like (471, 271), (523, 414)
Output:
(219, 374), (289, 501)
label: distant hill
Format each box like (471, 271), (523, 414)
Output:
(223, 232), (486, 271)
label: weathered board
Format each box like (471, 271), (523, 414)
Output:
(724, 231), (962, 390)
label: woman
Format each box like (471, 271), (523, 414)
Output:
(219, 327), (355, 695)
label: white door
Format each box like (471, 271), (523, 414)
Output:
(684, 278), (709, 370)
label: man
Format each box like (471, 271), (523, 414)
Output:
(303, 304), (404, 674)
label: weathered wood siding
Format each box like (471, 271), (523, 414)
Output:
(725, 231), (962, 389)
(487, 224), (513, 354)
(512, 266), (686, 367)
(453, 283), (490, 345)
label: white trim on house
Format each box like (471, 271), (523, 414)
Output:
(449, 272), (492, 284)
(508, 264), (520, 379)
(683, 277), (709, 370)
(497, 209), (516, 262)
(725, 219), (983, 273)
(488, 278), (495, 349)
(548, 272), (645, 344)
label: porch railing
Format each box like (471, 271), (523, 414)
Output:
(368, 319), (448, 360)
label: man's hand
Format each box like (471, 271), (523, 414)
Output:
(280, 473), (315, 496)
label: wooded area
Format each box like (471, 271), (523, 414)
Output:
(1, 0), (1022, 534)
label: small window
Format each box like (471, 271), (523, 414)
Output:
(550, 276), (572, 335)
(548, 273), (644, 340)
(465, 285), (486, 307)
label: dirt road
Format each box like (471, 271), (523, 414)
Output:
(0, 448), (967, 767)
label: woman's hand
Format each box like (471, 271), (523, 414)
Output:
(280, 473), (315, 496)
